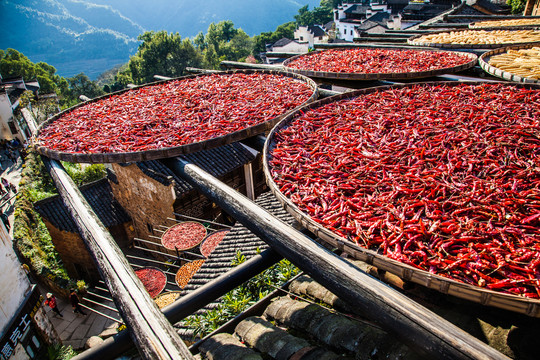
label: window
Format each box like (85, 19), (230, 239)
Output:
(351, 30), (353, 36)
(7, 121), (17, 135)
(300, 36), (303, 41)
(343, 29), (346, 34)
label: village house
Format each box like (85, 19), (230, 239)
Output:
(34, 178), (134, 281)
(294, 25), (329, 48)
(109, 142), (260, 243)
(0, 211), (57, 359)
(0, 76), (39, 143)
(334, 0), (408, 41)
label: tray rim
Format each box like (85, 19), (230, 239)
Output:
(263, 80), (540, 317)
(33, 69), (318, 164)
(281, 46), (478, 80)
(161, 221), (208, 251)
(134, 266), (168, 299)
(408, 28), (540, 49)
(479, 43), (540, 84)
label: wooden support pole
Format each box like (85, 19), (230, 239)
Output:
(42, 158), (193, 360)
(163, 157), (510, 360)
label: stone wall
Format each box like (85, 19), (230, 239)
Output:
(110, 163), (177, 244)
(43, 220), (134, 282)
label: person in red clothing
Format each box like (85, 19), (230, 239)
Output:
(44, 293), (63, 317)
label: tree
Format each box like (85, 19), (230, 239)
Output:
(128, 31), (203, 84)
(507, 0), (526, 13)
(294, 0), (334, 27)
(253, 22), (296, 56)
(67, 73), (105, 103)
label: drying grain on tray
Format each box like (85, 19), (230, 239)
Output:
(176, 260), (206, 289)
(411, 29), (540, 45)
(471, 18), (540, 28)
(488, 47), (540, 79)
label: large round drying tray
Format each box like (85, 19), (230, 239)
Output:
(263, 82), (540, 317)
(470, 17), (540, 29)
(408, 29), (540, 49)
(34, 69), (318, 163)
(282, 47), (477, 80)
(479, 44), (540, 83)
(161, 221), (207, 251)
(134, 267), (167, 299)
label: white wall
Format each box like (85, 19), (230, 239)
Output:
(0, 222), (31, 332)
(0, 94), (15, 140)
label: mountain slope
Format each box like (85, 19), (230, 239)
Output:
(0, 0), (320, 79)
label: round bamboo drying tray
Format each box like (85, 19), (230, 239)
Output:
(33, 69), (318, 164)
(479, 44), (540, 83)
(469, 18), (540, 29)
(161, 221), (207, 251)
(176, 260), (206, 289)
(407, 29), (540, 49)
(134, 267), (167, 299)
(154, 291), (182, 309)
(263, 82), (540, 317)
(200, 229), (230, 258)
(282, 47), (478, 80)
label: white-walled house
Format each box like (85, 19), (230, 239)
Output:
(0, 76), (39, 143)
(0, 221), (57, 359)
(294, 25), (329, 48)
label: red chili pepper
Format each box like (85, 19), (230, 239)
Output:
(269, 82), (540, 298)
(286, 48), (472, 74)
(37, 73), (313, 154)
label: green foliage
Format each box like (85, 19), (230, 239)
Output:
(294, 0), (334, 27)
(253, 22), (297, 56)
(182, 252), (299, 339)
(47, 344), (77, 360)
(128, 31), (203, 84)
(65, 73), (105, 106)
(61, 162), (106, 187)
(507, 0), (526, 13)
(13, 149), (70, 284)
(0, 49), (69, 95)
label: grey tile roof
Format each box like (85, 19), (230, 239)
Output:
(124, 143), (256, 197)
(175, 192), (297, 337)
(34, 178), (131, 233)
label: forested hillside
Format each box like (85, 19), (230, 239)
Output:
(0, 0), (320, 79)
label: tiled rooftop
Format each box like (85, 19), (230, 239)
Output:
(34, 178), (131, 233)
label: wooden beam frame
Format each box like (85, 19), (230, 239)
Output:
(42, 158), (193, 360)
(163, 157), (510, 360)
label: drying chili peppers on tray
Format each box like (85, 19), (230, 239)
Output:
(268, 82), (540, 298)
(161, 222), (207, 251)
(200, 230), (230, 258)
(135, 267), (167, 298)
(284, 48), (473, 74)
(36, 72), (314, 154)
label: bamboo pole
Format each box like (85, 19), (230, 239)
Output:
(42, 158), (193, 360)
(163, 157), (510, 360)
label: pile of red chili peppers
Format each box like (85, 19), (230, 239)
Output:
(270, 83), (540, 298)
(37, 73), (313, 154)
(285, 48), (472, 74)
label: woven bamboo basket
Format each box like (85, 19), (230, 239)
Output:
(479, 44), (540, 83)
(134, 266), (167, 299)
(282, 47), (477, 80)
(408, 29), (540, 49)
(34, 69), (318, 164)
(161, 221), (207, 251)
(175, 260), (206, 289)
(469, 17), (540, 29)
(263, 82), (540, 317)
(200, 229), (230, 258)
(154, 291), (182, 309)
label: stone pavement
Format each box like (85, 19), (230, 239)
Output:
(42, 290), (120, 350)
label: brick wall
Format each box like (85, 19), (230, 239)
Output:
(110, 163), (177, 245)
